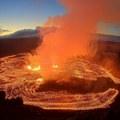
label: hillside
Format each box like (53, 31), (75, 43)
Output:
(0, 36), (41, 57)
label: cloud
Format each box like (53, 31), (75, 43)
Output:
(0, 27), (56, 39)
(3, 29), (39, 38)
(0, 28), (9, 34)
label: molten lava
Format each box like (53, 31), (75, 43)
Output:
(0, 53), (119, 110)
(52, 65), (59, 69)
(36, 78), (44, 83)
(27, 65), (41, 71)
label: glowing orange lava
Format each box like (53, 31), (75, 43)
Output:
(27, 65), (41, 71)
(36, 78), (44, 83)
(52, 65), (59, 69)
(0, 54), (120, 110)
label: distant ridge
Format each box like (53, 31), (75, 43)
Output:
(94, 33), (120, 43)
(0, 32), (120, 57)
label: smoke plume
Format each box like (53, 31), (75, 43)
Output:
(33, 0), (120, 67)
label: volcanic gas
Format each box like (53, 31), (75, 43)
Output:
(33, 0), (120, 67)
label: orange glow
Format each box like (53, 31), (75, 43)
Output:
(27, 65), (32, 70)
(36, 78), (44, 82)
(52, 65), (58, 69)
(0, 54), (120, 110)
(27, 65), (41, 71)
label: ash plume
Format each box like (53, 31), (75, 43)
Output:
(33, 0), (120, 67)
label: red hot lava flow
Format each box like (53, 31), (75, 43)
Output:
(1, 0), (120, 110)
(0, 54), (120, 110)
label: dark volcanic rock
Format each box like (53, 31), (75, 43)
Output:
(36, 77), (120, 94)
(0, 91), (120, 120)
(0, 36), (41, 57)
(0, 91), (23, 106)
(0, 91), (5, 104)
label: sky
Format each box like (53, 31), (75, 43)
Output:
(0, 0), (120, 36)
(0, 0), (66, 35)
